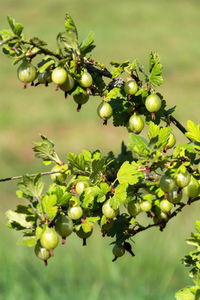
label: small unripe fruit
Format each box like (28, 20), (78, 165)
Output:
(160, 199), (173, 213)
(124, 80), (138, 95)
(160, 175), (176, 192)
(50, 164), (67, 184)
(167, 187), (182, 204)
(60, 74), (75, 91)
(183, 176), (200, 198)
(76, 227), (93, 239)
(97, 102), (113, 120)
(166, 133), (176, 149)
(79, 71), (93, 88)
(52, 67), (67, 85)
(102, 201), (119, 219)
(68, 206), (83, 220)
(175, 171), (191, 188)
(154, 211), (169, 223)
(40, 227), (59, 250)
(73, 93), (89, 105)
(55, 215), (73, 238)
(145, 94), (162, 113)
(129, 113), (144, 134)
(35, 242), (51, 261)
(38, 70), (52, 84)
(140, 201), (152, 212)
(17, 61), (37, 83)
(112, 244), (125, 257)
(127, 201), (141, 217)
(75, 181), (89, 195)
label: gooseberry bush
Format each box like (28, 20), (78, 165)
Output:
(0, 14), (200, 299)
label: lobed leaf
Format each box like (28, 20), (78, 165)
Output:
(117, 161), (144, 185)
(148, 52), (163, 86)
(185, 120), (200, 143)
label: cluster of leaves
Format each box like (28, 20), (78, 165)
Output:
(175, 221), (200, 300)
(0, 14), (174, 127)
(6, 121), (200, 265)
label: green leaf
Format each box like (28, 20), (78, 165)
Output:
(147, 122), (171, 149)
(17, 236), (37, 247)
(196, 221), (200, 233)
(35, 226), (44, 240)
(110, 61), (129, 78)
(110, 97), (130, 127)
(104, 87), (126, 102)
(164, 106), (176, 116)
(69, 196), (80, 207)
(67, 152), (88, 173)
(148, 122), (160, 141)
(128, 133), (149, 157)
(126, 59), (139, 74)
(109, 183), (128, 209)
(185, 120), (200, 143)
(80, 32), (95, 56)
(187, 233), (200, 247)
(157, 127), (171, 148)
(17, 175), (44, 201)
(175, 287), (197, 300)
(148, 52), (163, 86)
(90, 158), (106, 183)
(82, 217), (100, 233)
(0, 29), (13, 40)
(82, 186), (101, 208)
(41, 194), (58, 220)
(7, 16), (24, 36)
(37, 56), (55, 73)
(33, 135), (61, 164)
(48, 184), (71, 206)
(117, 161), (144, 185)
(57, 13), (80, 55)
(81, 149), (92, 161)
(30, 37), (47, 47)
(2, 45), (16, 56)
(6, 210), (34, 229)
(100, 183), (110, 194)
(71, 85), (87, 97)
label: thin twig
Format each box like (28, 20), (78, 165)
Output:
(0, 170), (64, 183)
(130, 196), (200, 237)
(169, 115), (187, 135)
(0, 36), (17, 47)
(21, 39), (62, 59)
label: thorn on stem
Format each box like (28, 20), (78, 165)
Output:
(83, 238), (87, 246)
(50, 249), (54, 257)
(64, 92), (68, 99)
(23, 82), (28, 89)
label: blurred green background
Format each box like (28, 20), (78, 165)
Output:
(0, 0), (200, 299)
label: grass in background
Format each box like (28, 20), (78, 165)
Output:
(0, 0), (200, 299)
